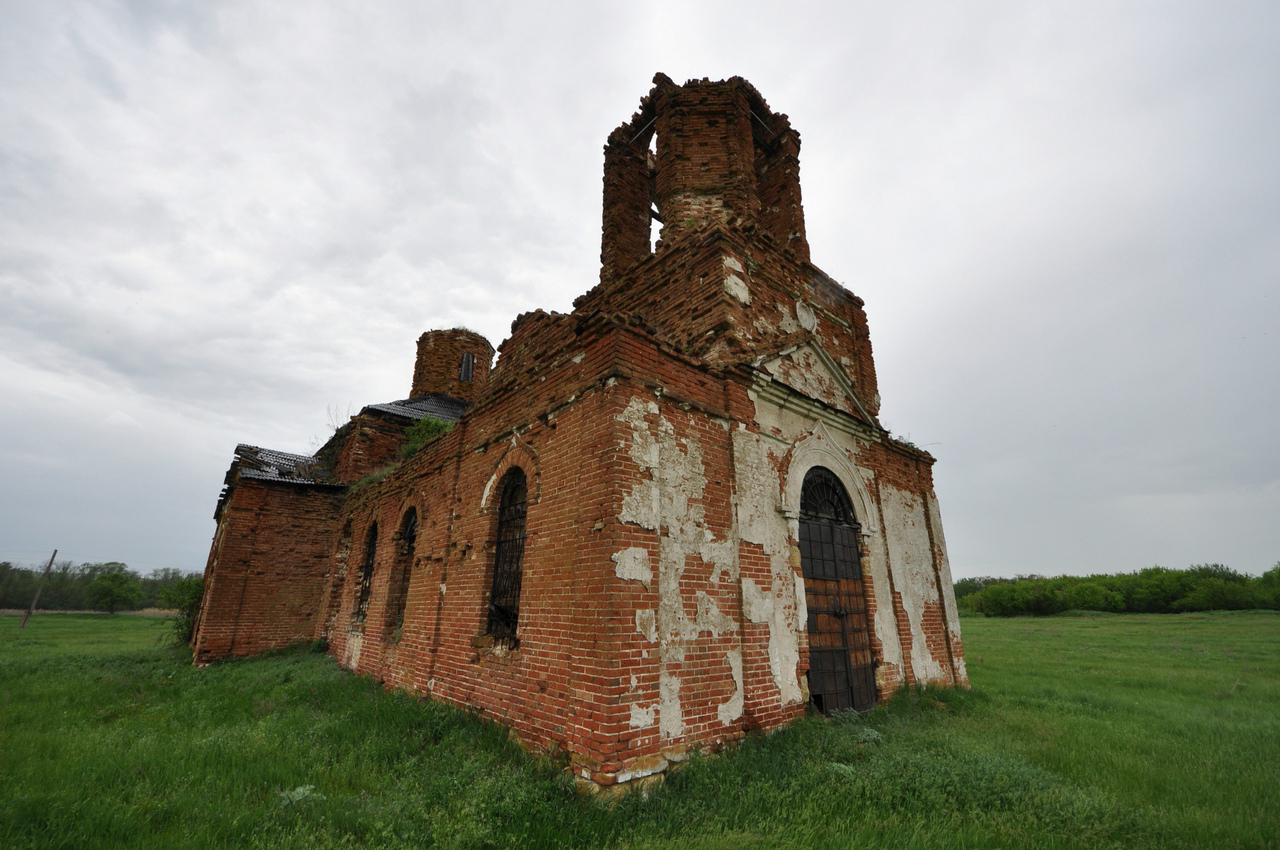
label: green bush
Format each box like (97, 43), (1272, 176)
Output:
(85, 571), (141, 613)
(159, 575), (205, 645)
(962, 563), (1279, 617)
(400, 415), (453, 459)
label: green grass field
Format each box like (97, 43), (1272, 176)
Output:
(2, 611), (1276, 849)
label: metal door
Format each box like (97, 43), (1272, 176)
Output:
(799, 466), (876, 713)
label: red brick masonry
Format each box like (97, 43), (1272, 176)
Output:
(193, 74), (967, 790)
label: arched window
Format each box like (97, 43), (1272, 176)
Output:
(354, 521), (377, 622)
(486, 467), (527, 646)
(799, 467), (875, 713)
(387, 508), (417, 637)
(459, 351), (475, 383)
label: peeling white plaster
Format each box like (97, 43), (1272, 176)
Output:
(629, 702), (656, 729)
(725, 273), (751, 304)
(717, 650), (744, 725)
(927, 493), (967, 683)
(723, 255), (744, 274)
(659, 673), (683, 738)
(777, 304), (799, 333)
(615, 396), (743, 739)
(695, 591), (735, 635)
(571, 351), (585, 363)
(741, 576), (803, 703)
(700, 537), (737, 584)
(881, 486), (947, 683)
(613, 547), (653, 588)
(764, 347), (847, 414)
(635, 608), (657, 642)
(730, 427), (805, 704)
(344, 631), (363, 669)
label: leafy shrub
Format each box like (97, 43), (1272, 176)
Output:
(158, 575), (204, 645)
(962, 563), (1279, 617)
(1174, 578), (1264, 612)
(1061, 581), (1123, 613)
(85, 570), (141, 613)
(400, 415), (453, 459)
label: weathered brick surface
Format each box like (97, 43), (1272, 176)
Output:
(192, 75), (967, 788)
(329, 411), (413, 485)
(193, 480), (342, 663)
(410, 328), (493, 403)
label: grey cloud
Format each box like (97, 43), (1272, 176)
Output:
(1, 1), (1277, 578)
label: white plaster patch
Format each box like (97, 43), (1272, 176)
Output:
(882, 486), (946, 683)
(766, 348), (846, 413)
(778, 304), (799, 333)
(927, 493), (967, 684)
(615, 395), (750, 740)
(741, 577), (803, 704)
(629, 702), (656, 729)
(659, 673), (683, 739)
(617, 398), (663, 530)
(571, 351), (585, 363)
(730, 428), (805, 704)
(717, 650), (744, 725)
(613, 547), (653, 588)
(725, 273), (751, 304)
(695, 591), (735, 636)
(700, 537), (737, 584)
(723, 255), (744, 274)
(741, 577), (770, 623)
(636, 608), (657, 642)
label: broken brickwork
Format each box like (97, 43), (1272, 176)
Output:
(193, 74), (967, 790)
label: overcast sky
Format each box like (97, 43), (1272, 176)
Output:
(2, 1), (1277, 579)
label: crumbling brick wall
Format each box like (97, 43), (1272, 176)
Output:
(193, 479), (342, 663)
(194, 74), (967, 790)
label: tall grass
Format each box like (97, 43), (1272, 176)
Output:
(1, 611), (1276, 848)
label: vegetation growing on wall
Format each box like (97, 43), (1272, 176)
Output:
(955, 563), (1280, 616)
(400, 415), (453, 459)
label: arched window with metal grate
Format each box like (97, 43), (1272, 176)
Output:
(354, 521), (378, 623)
(386, 508), (417, 638)
(486, 468), (527, 646)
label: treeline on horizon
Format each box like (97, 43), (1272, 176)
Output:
(955, 563), (1280, 617)
(0, 560), (200, 613)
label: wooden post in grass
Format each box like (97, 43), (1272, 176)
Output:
(19, 549), (57, 629)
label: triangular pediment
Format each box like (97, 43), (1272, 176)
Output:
(755, 340), (877, 427)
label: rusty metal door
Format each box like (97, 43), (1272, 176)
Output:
(799, 466), (876, 713)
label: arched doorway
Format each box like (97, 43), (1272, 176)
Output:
(799, 466), (876, 713)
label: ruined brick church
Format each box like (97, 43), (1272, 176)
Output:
(193, 74), (967, 790)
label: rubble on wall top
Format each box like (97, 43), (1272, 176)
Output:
(234, 444), (337, 486)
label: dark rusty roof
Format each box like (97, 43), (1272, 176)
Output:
(233, 444), (336, 485)
(364, 393), (469, 422)
(221, 395), (468, 504)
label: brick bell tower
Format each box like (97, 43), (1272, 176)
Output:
(600, 72), (809, 283)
